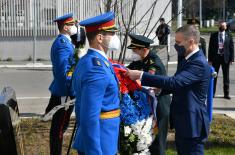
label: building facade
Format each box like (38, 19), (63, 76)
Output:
(0, 0), (171, 60)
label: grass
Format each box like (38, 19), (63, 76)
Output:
(17, 114), (235, 155)
(19, 118), (77, 155)
(167, 147), (235, 155)
(200, 27), (218, 34)
(200, 26), (235, 37)
(166, 114), (235, 155)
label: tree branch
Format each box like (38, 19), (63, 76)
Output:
(147, 0), (172, 37)
(129, 0), (158, 32)
(121, 0), (138, 63)
(143, 0), (158, 35)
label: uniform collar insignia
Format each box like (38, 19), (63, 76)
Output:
(104, 61), (110, 67)
(92, 57), (102, 66)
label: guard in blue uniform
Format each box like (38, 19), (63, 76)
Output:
(45, 13), (77, 155)
(72, 12), (121, 155)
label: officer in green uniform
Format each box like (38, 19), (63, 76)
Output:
(187, 18), (207, 57)
(127, 34), (171, 155)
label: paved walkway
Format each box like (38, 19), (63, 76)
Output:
(213, 96), (235, 119)
(1, 61), (235, 119)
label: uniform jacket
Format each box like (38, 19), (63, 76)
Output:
(141, 50), (211, 139)
(128, 50), (171, 119)
(127, 50), (166, 75)
(208, 31), (234, 63)
(49, 34), (75, 96)
(72, 49), (120, 155)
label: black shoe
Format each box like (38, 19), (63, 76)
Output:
(224, 95), (231, 100)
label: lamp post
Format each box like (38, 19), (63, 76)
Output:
(223, 0), (225, 20)
(177, 0), (182, 28)
(199, 0), (202, 28)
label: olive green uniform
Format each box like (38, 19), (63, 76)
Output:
(128, 50), (171, 155)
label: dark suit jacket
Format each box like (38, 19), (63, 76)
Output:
(141, 50), (211, 139)
(208, 31), (234, 63)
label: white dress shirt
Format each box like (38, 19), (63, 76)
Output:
(89, 48), (108, 60)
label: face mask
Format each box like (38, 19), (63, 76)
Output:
(131, 51), (141, 61)
(102, 34), (121, 51)
(68, 25), (77, 36)
(107, 34), (121, 51)
(174, 43), (186, 57)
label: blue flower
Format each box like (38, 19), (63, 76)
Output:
(120, 90), (151, 125)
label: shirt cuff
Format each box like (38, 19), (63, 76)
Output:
(140, 71), (144, 81)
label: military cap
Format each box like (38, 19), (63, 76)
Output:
(187, 18), (200, 26)
(127, 33), (154, 49)
(53, 13), (76, 25)
(79, 11), (117, 33)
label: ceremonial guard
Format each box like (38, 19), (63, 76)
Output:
(127, 34), (171, 155)
(45, 13), (77, 155)
(72, 12), (121, 155)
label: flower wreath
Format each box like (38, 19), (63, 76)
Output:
(110, 60), (158, 154)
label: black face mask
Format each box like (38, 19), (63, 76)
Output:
(174, 43), (186, 57)
(219, 27), (225, 32)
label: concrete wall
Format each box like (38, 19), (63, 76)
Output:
(0, 36), (55, 60)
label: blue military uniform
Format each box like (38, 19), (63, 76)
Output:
(141, 50), (211, 155)
(46, 13), (76, 155)
(49, 34), (75, 96)
(72, 12), (120, 155)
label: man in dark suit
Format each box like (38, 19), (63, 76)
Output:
(208, 21), (234, 99)
(127, 34), (171, 155)
(127, 25), (211, 155)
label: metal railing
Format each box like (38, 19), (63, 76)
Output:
(0, 0), (100, 37)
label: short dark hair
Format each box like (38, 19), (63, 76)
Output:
(176, 25), (200, 44)
(160, 18), (165, 22)
(57, 23), (65, 32)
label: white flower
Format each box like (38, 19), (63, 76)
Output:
(133, 149), (150, 155)
(139, 149), (151, 155)
(125, 115), (155, 154)
(137, 139), (148, 151)
(124, 126), (132, 137)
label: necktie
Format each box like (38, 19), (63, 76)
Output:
(218, 33), (224, 55)
(219, 33), (223, 43)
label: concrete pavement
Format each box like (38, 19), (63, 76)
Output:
(0, 61), (235, 119)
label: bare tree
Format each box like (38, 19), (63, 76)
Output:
(99, 0), (172, 63)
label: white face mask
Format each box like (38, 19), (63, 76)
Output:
(68, 25), (77, 36)
(105, 34), (121, 51)
(131, 52), (141, 61)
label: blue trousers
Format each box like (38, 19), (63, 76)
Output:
(175, 136), (205, 155)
